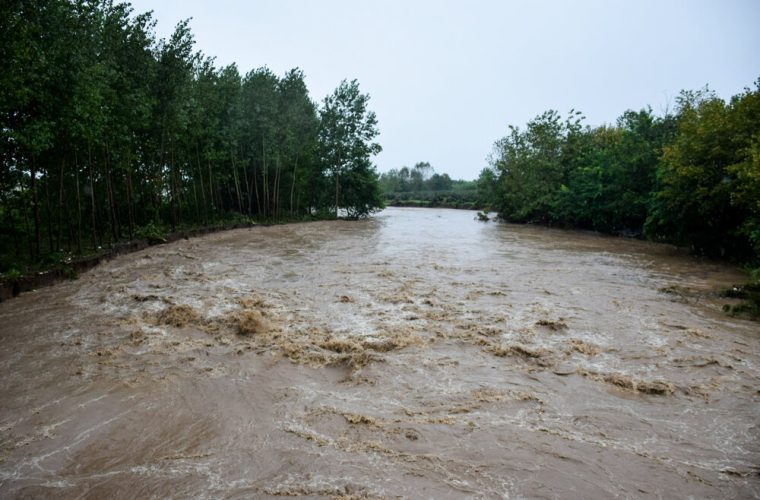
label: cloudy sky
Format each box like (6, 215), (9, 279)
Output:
(129, 0), (760, 180)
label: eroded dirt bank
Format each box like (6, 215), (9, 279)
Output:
(1, 207), (758, 498)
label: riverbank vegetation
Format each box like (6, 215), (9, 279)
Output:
(479, 82), (760, 316)
(0, 0), (383, 276)
(379, 162), (486, 209)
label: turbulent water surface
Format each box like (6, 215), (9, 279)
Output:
(1, 207), (758, 498)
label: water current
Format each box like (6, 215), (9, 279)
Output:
(0, 207), (758, 498)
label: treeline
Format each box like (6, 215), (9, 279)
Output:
(0, 0), (383, 274)
(380, 162), (484, 209)
(380, 162), (454, 192)
(480, 82), (760, 268)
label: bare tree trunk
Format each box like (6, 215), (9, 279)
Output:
(334, 152), (341, 218)
(4, 195), (20, 258)
(57, 157), (66, 251)
(207, 159), (215, 211)
(190, 172), (200, 222)
(262, 142), (269, 218)
(44, 161), (54, 253)
(87, 143), (100, 249)
(252, 163), (261, 217)
(174, 157), (182, 220)
(125, 154), (135, 240)
(195, 144), (208, 222)
(28, 155), (41, 259)
(169, 138), (177, 231)
(335, 171), (339, 218)
(104, 144), (119, 243)
(231, 153), (243, 214)
(274, 154), (281, 219)
(241, 158), (251, 215)
(22, 182), (34, 258)
(75, 149), (83, 254)
(289, 154), (299, 217)
(157, 124), (166, 224)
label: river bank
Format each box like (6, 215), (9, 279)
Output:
(0, 222), (257, 302)
(0, 214), (348, 303)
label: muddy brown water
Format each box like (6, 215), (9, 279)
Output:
(1, 207), (758, 498)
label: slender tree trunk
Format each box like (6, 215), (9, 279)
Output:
(125, 158), (135, 240)
(231, 153), (243, 213)
(207, 159), (215, 211)
(174, 151), (182, 220)
(169, 138), (177, 231)
(335, 171), (339, 218)
(191, 170), (200, 222)
(104, 145), (119, 243)
(233, 167), (242, 213)
(289, 154), (299, 217)
(30, 155), (41, 259)
(252, 162), (262, 216)
(22, 182), (34, 259)
(9, 200), (20, 258)
(274, 154), (281, 219)
(88, 143), (100, 249)
(44, 161), (54, 253)
(157, 124), (166, 225)
(2, 190), (20, 258)
(57, 157), (66, 252)
(334, 151), (341, 217)
(262, 144), (269, 218)
(195, 143), (208, 222)
(75, 149), (83, 254)
(241, 158), (251, 215)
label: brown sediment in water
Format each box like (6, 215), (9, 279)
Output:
(229, 310), (271, 336)
(156, 303), (205, 328)
(535, 318), (568, 331)
(486, 342), (552, 364)
(0, 207), (757, 498)
(472, 388), (542, 404)
(568, 338), (601, 356)
(578, 369), (677, 395)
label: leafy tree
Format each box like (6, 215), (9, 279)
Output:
(318, 79), (382, 217)
(340, 158), (384, 218)
(490, 110), (567, 222)
(276, 69), (319, 217)
(428, 172), (453, 191)
(550, 109), (675, 233)
(725, 81), (760, 262)
(646, 89), (746, 257)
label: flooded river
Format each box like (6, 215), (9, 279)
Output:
(1, 207), (758, 498)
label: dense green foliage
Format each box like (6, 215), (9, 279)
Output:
(0, 0), (383, 274)
(379, 162), (485, 209)
(319, 80), (383, 218)
(481, 82), (760, 266)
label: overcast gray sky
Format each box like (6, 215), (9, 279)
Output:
(129, 0), (759, 180)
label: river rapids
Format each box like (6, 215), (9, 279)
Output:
(0, 207), (758, 498)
